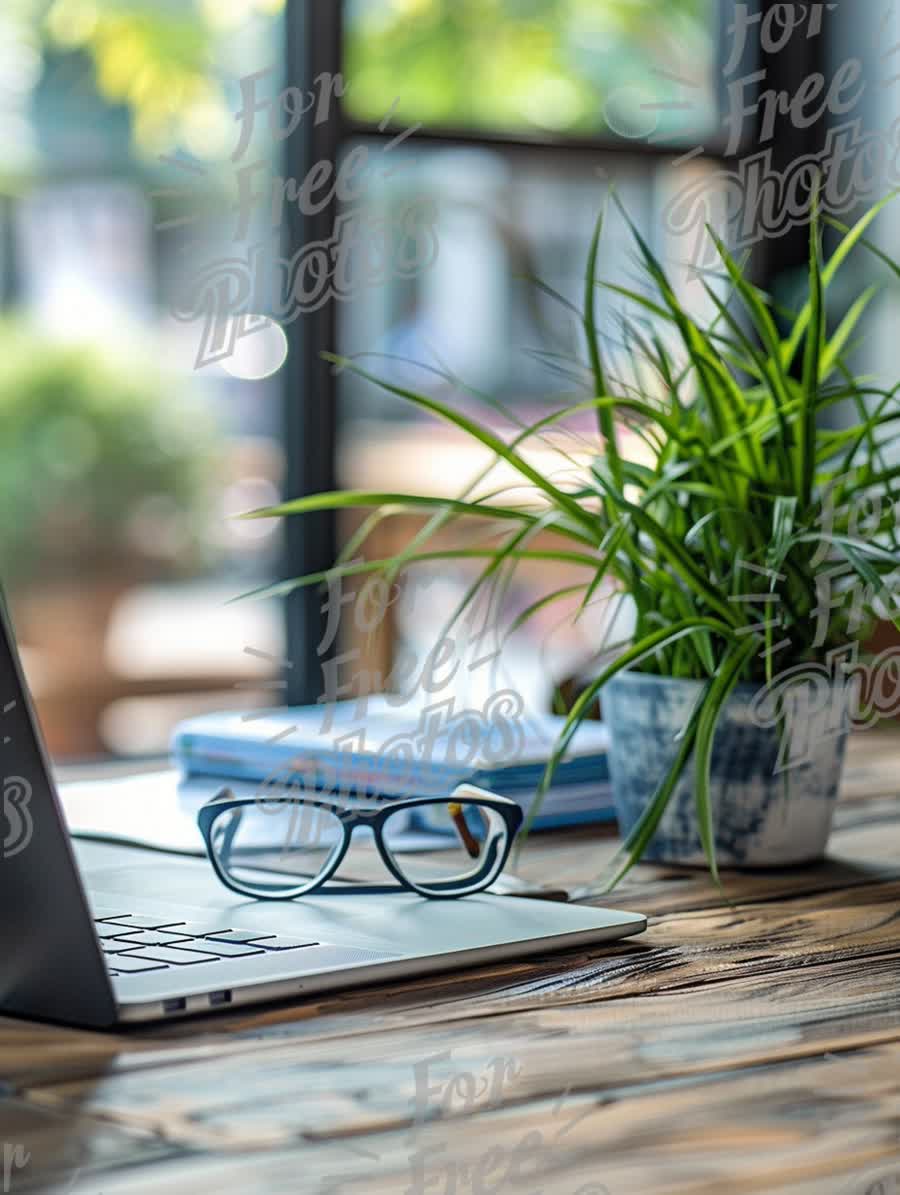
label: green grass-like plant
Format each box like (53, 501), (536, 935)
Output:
(247, 196), (900, 888)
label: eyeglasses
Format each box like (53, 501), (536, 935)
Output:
(197, 784), (523, 900)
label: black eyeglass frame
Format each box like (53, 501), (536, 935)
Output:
(197, 784), (524, 901)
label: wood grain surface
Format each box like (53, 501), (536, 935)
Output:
(1, 731), (899, 1194)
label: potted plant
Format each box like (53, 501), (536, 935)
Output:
(0, 321), (218, 684)
(248, 197), (900, 889)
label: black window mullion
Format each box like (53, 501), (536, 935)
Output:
(281, 0), (343, 704)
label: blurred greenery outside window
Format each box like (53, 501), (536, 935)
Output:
(343, 0), (717, 141)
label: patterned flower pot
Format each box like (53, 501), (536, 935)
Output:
(603, 670), (851, 867)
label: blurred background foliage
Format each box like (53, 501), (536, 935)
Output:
(0, 321), (218, 587)
(1, 0), (283, 170)
(343, 0), (714, 138)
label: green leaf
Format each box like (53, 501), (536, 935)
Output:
(704, 230), (795, 480)
(784, 189), (898, 367)
(601, 689), (707, 892)
(834, 541), (900, 634)
(321, 355), (601, 539)
(692, 637), (757, 889)
(820, 285), (879, 381)
(801, 203), (824, 506)
(503, 584), (586, 639)
(583, 206), (620, 477)
(518, 617), (738, 844)
(790, 532), (897, 566)
(250, 489), (541, 524)
(768, 496), (798, 573)
(238, 547), (603, 604)
(589, 480), (744, 627)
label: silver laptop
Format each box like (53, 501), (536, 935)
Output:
(0, 599), (645, 1027)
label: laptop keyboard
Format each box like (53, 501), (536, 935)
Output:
(92, 909), (319, 976)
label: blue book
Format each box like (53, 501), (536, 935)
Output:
(172, 696), (613, 829)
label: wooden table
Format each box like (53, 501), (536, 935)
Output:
(3, 731), (900, 1193)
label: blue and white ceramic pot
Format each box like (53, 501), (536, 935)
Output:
(603, 670), (850, 867)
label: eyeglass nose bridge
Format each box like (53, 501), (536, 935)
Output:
(317, 803), (389, 881)
(339, 799), (491, 864)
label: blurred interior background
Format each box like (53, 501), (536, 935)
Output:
(0, 0), (895, 760)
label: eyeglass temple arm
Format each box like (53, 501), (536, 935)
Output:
(447, 801), (486, 858)
(217, 805), (244, 870)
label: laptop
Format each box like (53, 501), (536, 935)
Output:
(0, 599), (646, 1027)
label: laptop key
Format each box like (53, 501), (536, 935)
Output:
(95, 924), (139, 940)
(166, 921), (235, 937)
(108, 929), (194, 948)
(186, 940), (266, 958)
(102, 915), (186, 931)
(205, 930), (276, 944)
(106, 955), (168, 974)
(119, 946), (221, 965)
(257, 937), (320, 951)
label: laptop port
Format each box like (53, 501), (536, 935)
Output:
(163, 998), (186, 1013)
(209, 990), (232, 1007)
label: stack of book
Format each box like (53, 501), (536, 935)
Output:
(172, 696), (613, 829)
